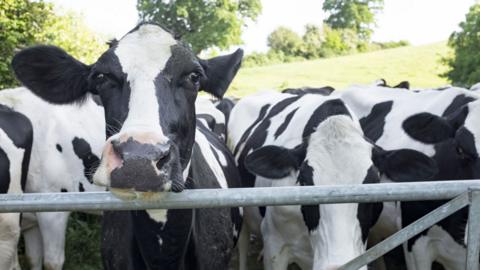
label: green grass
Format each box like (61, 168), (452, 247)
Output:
(228, 42), (451, 97)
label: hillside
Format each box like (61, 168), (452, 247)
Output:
(228, 42), (451, 97)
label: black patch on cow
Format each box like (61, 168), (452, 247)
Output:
(233, 104), (270, 156)
(303, 99), (350, 140)
(0, 104), (33, 191)
(79, 183), (85, 192)
(274, 108), (298, 139)
(72, 137), (100, 183)
(359, 101), (393, 142)
(196, 113), (225, 139)
(402, 113), (456, 144)
(61, 188), (67, 192)
(187, 142), (235, 269)
(358, 166), (383, 242)
(297, 162), (320, 232)
(215, 98), (236, 123)
(56, 144), (63, 152)
(442, 94), (475, 117)
(0, 148), (10, 194)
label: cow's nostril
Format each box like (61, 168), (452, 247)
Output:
(111, 139), (123, 159)
(156, 154), (170, 170)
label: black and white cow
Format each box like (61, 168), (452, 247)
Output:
(372, 79), (411, 90)
(0, 101), (32, 270)
(228, 91), (436, 270)
(0, 87), (104, 270)
(336, 85), (480, 269)
(12, 23), (243, 269)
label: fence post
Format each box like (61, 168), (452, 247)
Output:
(466, 189), (480, 270)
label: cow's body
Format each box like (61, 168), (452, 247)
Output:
(0, 87), (105, 270)
(12, 23), (243, 269)
(0, 100), (32, 270)
(336, 85), (480, 269)
(228, 91), (434, 270)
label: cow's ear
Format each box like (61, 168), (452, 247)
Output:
(373, 148), (438, 182)
(245, 145), (302, 179)
(12, 45), (91, 104)
(199, 49), (243, 98)
(402, 112), (455, 144)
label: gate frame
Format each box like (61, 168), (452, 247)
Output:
(0, 180), (479, 269)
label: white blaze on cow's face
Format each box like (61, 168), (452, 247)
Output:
(91, 24), (201, 194)
(303, 116), (375, 270)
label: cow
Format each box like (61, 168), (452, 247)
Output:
(213, 96), (238, 125)
(372, 79), (411, 89)
(336, 85), (480, 269)
(0, 87), (105, 270)
(227, 91), (436, 270)
(0, 101), (32, 270)
(12, 23), (243, 269)
(196, 96), (228, 140)
(470, 82), (480, 91)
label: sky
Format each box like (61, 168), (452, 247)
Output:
(49, 0), (476, 53)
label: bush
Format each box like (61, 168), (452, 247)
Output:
(443, 4), (480, 86)
(267, 27), (303, 57)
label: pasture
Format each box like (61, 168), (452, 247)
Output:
(229, 42), (450, 96)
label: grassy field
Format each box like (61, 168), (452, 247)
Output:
(228, 42), (451, 97)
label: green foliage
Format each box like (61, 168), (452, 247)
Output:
(0, 0), (51, 89)
(267, 26), (303, 56)
(443, 4), (480, 86)
(323, 0), (384, 40)
(35, 10), (107, 65)
(137, 0), (262, 54)
(0, 0), (107, 89)
(63, 213), (102, 270)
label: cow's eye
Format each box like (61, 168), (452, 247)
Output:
(95, 73), (106, 82)
(188, 71), (202, 85)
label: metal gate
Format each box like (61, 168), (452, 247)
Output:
(1, 180), (479, 269)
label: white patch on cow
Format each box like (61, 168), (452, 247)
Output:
(195, 128), (228, 188)
(115, 24), (176, 140)
(146, 209), (168, 224)
(306, 116), (371, 270)
(464, 100), (480, 156)
(406, 225), (467, 270)
(157, 235), (163, 246)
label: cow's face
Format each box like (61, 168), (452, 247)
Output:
(245, 115), (436, 269)
(12, 23), (243, 194)
(403, 100), (480, 180)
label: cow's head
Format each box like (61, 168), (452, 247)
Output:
(244, 115), (436, 269)
(12, 23), (243, 194)
(403, 99), (480, 180)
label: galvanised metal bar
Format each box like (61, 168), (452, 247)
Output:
(340, 192), (470, 270)
(0, 180), (479, 212)
(466, 189), (480, 270)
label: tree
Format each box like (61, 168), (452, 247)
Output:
(0, 0), (107, 89)
(267, 27), (303, 56)
(0, 0), (51, 89)
(137, 0), (262, 54)
(301, 24), (324, 59)
(35, 10), (107, 65)
(323, 0), (384, 40)
(443, 4), (480, 86)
